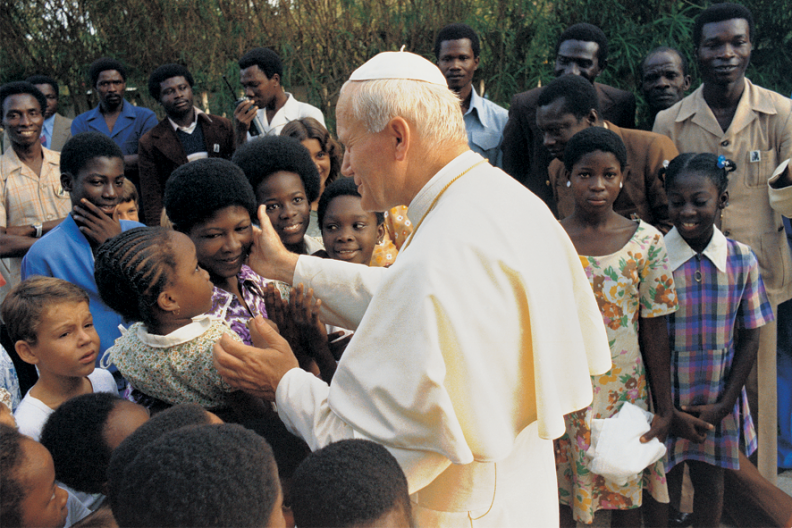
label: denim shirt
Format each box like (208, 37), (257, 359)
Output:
(464, 87), (508, 168)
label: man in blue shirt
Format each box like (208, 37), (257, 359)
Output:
(71, 58), (157, 177)
(434, 23), (508, 168)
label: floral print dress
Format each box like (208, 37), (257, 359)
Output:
(556, 221), (677, 523)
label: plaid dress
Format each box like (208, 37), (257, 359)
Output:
(665, 228), (773, 470)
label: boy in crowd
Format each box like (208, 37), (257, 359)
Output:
(113, 178), (139, 223)
(21, 132), (144, 376)
(0, 277), (117, 442)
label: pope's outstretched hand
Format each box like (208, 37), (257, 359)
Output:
(248, 205), (299, 284)
(213, 315), (299, 401)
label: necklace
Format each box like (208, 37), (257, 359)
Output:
(400, 159), (487, 252)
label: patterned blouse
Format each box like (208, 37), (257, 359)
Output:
(664, 227), (773, 470)
(208, 265), (277, 345)
(106, 316), (240, 410)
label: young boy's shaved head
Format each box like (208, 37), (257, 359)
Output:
(0, 277), (88, 344)
(291, 439), (412, 528)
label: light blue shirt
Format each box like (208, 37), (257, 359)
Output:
(71, 99), (157, 156)
(41, 114), (55, 148)
(463, 87), (508, 168)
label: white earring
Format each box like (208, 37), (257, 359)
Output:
(619, 182), (623, 189)
(566, 181), (571, 187)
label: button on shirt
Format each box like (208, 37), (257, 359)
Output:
(463, 88), (508, 168)
(71, 99), (158, 156)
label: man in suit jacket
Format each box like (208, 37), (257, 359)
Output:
(2, 75), (72, 153)
(138, 64), (235, 225)
(501, 23), (636, 215)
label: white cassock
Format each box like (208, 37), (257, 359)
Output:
(275, 151), (612, 526)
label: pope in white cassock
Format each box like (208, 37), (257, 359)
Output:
(213, 50), (613, 526)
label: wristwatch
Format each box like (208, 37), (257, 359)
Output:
(32, 223), (43, 238)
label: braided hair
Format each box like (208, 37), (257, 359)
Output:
(94, 227), (176, 329)
(661, 153), (735, 195)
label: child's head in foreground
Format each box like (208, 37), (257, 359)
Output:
(0, 277), (98, 379)
(94, 226), (214, 333)
(232, 136), (320, 253)
(662, 153), (733, 251)
(317, 178), (384, 265)
(1, 423), (69, 528)
(290, 439), (412, 528)
(40, 392), (149, 495)
(113, 178), (139, 222)
(112, 423), (285, 528)
(106, 403), (223, 515)
(60, 132), (125, 215)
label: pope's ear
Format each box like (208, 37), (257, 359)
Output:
(388, 116), (411, 161)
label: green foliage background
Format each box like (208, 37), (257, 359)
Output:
(1, 0), (790, 130)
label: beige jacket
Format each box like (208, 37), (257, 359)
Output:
(654, 79), (792, 305)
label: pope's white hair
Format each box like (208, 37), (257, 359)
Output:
(342, 79), (468, 146)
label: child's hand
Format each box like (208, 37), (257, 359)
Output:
(74, 198), (121, 247)
(682, 403), (729, 427)
(289, 284), (328, 349)
(640, 410), (673, 444)
(670, 408), (714, 443)
(327, 330), (352, 361)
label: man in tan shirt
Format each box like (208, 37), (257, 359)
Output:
(0, 82), (70, 302)
(653, 3), (792, 482)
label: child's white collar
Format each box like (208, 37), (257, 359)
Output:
(664, 226), (728, 273)
(135, 315), (217, 348)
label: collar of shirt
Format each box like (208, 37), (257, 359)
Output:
(1, 145), (60, 180)
(168, 106), (206, 134)
(675, 78), (778, 127)
(664, 225), (728, 272)
(41, 114), (55, 144)
(464, 87), (493, 129)
(134, 315), (218, 348)
(407, 150), (483, 226)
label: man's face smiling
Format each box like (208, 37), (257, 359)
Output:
(437, 38), (479, 93)
(641, 51), (691, 113)
(554, 40), (602, 83)
(95, 69), (126, 111)
(1, 93), (44, 149)
(336, 89), (397, 212)
(159, 76), (194, 120)
(698, 18), (751, 86)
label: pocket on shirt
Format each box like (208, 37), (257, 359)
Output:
(744, 149), (777, 187)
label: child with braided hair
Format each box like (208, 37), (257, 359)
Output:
(95, 227), (251, 415)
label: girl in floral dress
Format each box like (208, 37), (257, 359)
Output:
(556, 127), (678, 527)
(662, 154), (772, 528)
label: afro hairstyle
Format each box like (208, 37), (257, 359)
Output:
(113, 424), (280, 528)
(60, 132), (124, 177)
(89, 57), (127, 87)
(0, 424), (27, 528)
(0, 81), (47, 118)
(317, 177), (384, 228)
(164, 157), (257, 233)
(536, 74), (600, 120)
(555, 23), (609, 65)
(39, 392), (125, 494)
(238, 47), (283, 79)
(563, 126), (628, 173)
(694, 3), (755, 48)
(148, 63), (195, 101)
(107, 403), (217, 515)
(434, 23), (481, 59)
(232, 135), (321, 203)
(291, 439), (412, 528)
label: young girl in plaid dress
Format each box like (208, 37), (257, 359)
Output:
(662, 153), (773, 527)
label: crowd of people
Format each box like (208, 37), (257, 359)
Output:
(1, 2), (792, 527)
